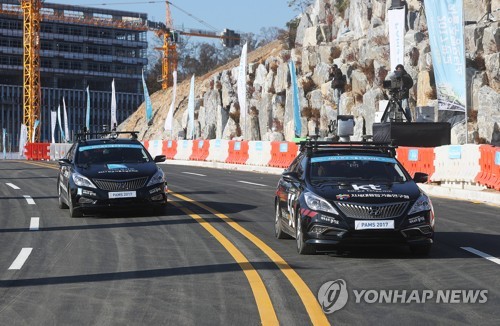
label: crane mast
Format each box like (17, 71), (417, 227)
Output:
(20, 0), (41, 143)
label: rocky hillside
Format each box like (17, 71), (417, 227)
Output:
(120, 0), (499, 145)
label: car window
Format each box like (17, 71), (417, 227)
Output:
(309, 155), (407, 182)
(76, 144), (150, 165)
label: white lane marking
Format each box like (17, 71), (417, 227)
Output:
(6, 183), (20, 190)
(8, 248), (33, 270)
(238, 181), (268, 187)
(30, 217), (40, 231)
(23, 195), (35, 205)
(182, 172), (207, 177)
(461, 247), (500, 265)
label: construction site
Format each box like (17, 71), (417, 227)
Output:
(0, 0), (241, 149)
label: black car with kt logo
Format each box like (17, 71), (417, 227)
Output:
(274, 140), (435, 255)
(57, 131), (167, 217)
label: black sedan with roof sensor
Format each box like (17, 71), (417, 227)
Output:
(57, 131), (167, 217)
(274, 140), (435, 255)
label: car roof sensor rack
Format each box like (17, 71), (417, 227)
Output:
(76, 128), (139, 141)
(299, 138), (397, 157)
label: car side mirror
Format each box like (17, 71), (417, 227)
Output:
(282, 171), (300, 182)
(154, 155), (166, 163)
(58, 158), (71, 166)
(413, 172), (428, 183)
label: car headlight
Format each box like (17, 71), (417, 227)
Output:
(72, 172), (96, 188)
(408, 193), (433, 215)
(304, 192), (339, 215)
(147, 168), (165, 186)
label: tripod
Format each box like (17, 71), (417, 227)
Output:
(381, 90), (412, 123)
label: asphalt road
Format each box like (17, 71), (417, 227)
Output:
(0, 160), (499, 325)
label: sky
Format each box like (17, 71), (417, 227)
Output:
(45, 0), (299, 36)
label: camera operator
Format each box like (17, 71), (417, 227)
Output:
(387, 64), (414, 121)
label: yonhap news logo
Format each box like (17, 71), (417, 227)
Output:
(317, 279), (488, 314)
(317, 279), (349, 313)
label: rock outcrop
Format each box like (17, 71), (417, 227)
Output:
(120, 0), (499, 145)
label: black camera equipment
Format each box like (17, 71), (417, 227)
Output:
(381, 72), (412, 123)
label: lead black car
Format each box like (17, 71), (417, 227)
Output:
(274, 141), (435, 255)
(57, 131), (168, 217)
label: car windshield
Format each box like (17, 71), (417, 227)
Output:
(309, 155), (407, 183)
(76, 144), (151, 165)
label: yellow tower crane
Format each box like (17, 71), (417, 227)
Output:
(20, 0), (42, 143)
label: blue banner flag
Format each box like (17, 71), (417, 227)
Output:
(288, 60), (302, 137)
(142, 70), (153, 125)
(86, 86), (91, 130)
(425, 0), (466, 112)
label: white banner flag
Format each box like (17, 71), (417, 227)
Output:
(18, 124), (27, 158)
(111, 79), (117, 129)
(164, 70), (177, 134)
(57, 104), (65, 142)
(237, 42), (248, 138)
(388, 8), (406, 71)
(62, 97), (69, 142)
(51, 110), (57, 143)
(187, 75), (195, 140)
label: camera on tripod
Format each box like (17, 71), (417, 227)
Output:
(383, 70), (404, 91)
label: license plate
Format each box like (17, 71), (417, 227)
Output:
(355, 220), (394, 230)
(109, 191), (136, 199)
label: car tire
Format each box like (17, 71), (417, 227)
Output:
(58, 184), (68, 209)
(296, 214), (315, 255)
(68, 196), (83, 218)
(275, 201), (291, 239)
(409, 244), (431, 256)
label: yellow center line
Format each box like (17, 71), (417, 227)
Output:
(169, 200), (279, 326)
(171, 192), (331, 326)
(14, 160), (328, 324)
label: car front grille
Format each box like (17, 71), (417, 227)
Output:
(335, 201), (409, 219)
(93, 177), (148, 191)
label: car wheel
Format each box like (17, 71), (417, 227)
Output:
(58, 184), (68, 209)
(409, 244), (431, 256)
(274, 201), (291, 239)
(68, 196), (83, 218)
(296, 214), (315, 255)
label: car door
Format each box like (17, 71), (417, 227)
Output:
(58, 144), (76, 201)
(281, 155), (305, 234)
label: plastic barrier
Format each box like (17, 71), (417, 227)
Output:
(189, 139), (210, 161)
(147, 139), (163, 158)
(206, 139), (230, 163)
(268, 142), (299, 168)
(225, 140), (249, 165)
(25, 142), (50, 161)
(162, 140), (177, 159)
(174, 140), (193, 161)
(49, 143), (73, 160)
(246, 141), (272, 166)
(432, 145), (481, 184)
(475, 145), (500, 190)
(396, 147), (435, 179)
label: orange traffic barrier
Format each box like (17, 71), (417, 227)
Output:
(475, 145), (500, 190)
(268, 142), (298, 168)
(25, 142), (50, 161)
(190, 139), (210, 161)
(225, 140), (249, 164)
(396, 147), (435, 179)
(162, 140), (177, 159)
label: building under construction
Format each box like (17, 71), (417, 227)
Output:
(0, 0), (148, 148)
